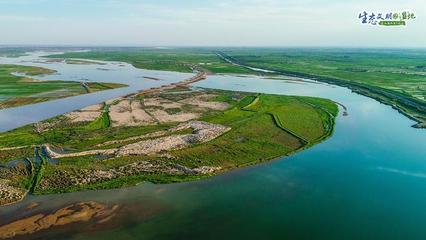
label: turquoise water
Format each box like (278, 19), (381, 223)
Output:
(1, 71), (426, 239)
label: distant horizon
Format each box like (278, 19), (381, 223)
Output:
(0, 0), (424, 48)
(1, 44), (426, 50)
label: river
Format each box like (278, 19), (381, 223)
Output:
(1, 53), (426, 240)
(0, 52), (193, 132)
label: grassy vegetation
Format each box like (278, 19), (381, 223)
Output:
(49, 48), (426, 105)
(171, 94), (337, 169)
(0, 89), (337, 194)
(30, 147), (47, 193)
(218, 48), (426, 127)
(47, 47), (426, 127)
(81, 104), (111, 130)
(47, 48), (255, 74)
(0, 64), (126, 109)
(222, 48), (426, 101)
(0, 147), (33, 164)
(0, 117), (173, 151)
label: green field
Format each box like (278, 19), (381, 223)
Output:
(172, 94), (337, 169)
(48, 48), (426, 127)
(48, 48), (254, 74)
(218, 48), (426, 127)
(0, 89), (337, 195)
(49, 48), (426, 103)
(0, 64), (126, 108)
(220, 48), (426, 102)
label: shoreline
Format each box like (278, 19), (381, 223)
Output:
(0, 71), (207, 207)
(32, 93), (337, 195)
(216, 51), (426, 129)
(0, 80), (337, 207)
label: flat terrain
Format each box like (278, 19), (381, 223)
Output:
(218, 48), (426, 127)
(0, 64), (126, 109)
(48, 48), (426, 127)
(0, 87), (337, 205)
(48, 48), (254, 74)
(221, 48), (426, 102)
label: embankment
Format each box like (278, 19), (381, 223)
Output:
(216, 51), (426, 128)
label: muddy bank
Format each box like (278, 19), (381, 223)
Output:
(0, 201), (118, 239)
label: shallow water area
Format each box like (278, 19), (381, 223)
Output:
(1, 57), (426, 240)
(0, 51), (193, 132)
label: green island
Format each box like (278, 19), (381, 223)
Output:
(4, 47), (424, 207)
(47, 48), (255, 74)
(0, 85), (337, 205)
(52, 48), (426, 128)
(0, 64), (126, 109)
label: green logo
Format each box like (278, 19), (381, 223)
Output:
(358, 11), (416, 26)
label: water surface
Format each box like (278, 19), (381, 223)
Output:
(1, 59), (426, 240)
(0, 52), (193, 132)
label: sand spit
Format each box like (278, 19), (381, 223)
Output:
(0, 201), (118, 239)
(147, 109), (199, 123)
(109, 100), (155, 127)
(80, 104), (104, 111)
(65, 103), (104, 123)
(65, 111), (102, 123)
(135, 71), (207, 97)
(179, 94), (230, 110)
(144, 97), (182, 109)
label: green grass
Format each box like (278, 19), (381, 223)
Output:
(171, 94), (337, 168)
(221, 48), (426, 103)
(47, 48), (255, 74)
(0, 115), (173, 153)
(165, 107), (182, 115)
(0, 89), (337, 194)
(216, 48), (426, 127)
(0, 147), (34, 164)
(81, 104), (111, 130)
(30, 148), (47, 193)
(36, 168), (204, 195)
(0, 64), (127, 109)
(40, 47), (426, 108)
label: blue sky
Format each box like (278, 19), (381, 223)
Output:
(0, 0), (424, 47)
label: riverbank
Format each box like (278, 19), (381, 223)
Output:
(0, 201), (119, 239)
(2, 53), (426, 240)
(216, 51), (426, 128)
(0, 64), (127, 109)
(0, 75), (337, 205)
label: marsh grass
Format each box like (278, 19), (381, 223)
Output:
(0, 89), (337, 194)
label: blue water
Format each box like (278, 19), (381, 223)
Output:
(0, 52), (193, 132)
(1, 64), (426, 239)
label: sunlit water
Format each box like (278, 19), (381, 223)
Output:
(0, 56), (426, 239)
(0, 52), (193, 132)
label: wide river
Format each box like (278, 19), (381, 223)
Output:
(1, 52), (426, 240)
(0, 52), (193, 132)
